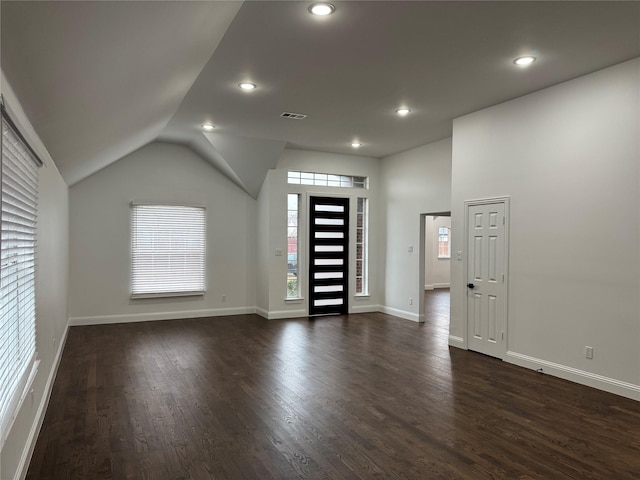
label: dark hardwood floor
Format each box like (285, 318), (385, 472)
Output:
(27, 293), (640, 479)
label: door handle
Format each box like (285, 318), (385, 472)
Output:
(467, 283), (475, 289)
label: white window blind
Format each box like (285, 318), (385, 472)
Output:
(1, 110), (39, 447)
(131, 204), (206, 298)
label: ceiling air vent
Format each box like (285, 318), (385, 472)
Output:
(281, 112), (307, 120)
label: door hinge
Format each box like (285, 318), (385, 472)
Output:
(502, 216), (505, 225)
(501, 331), (504, 340)
(502, 273), (505, 283)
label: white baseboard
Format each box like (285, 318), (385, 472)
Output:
(258, 304), (381, 319)
(380, 305), (421, 322)
(425, 283), (450, 290)
(262, 309), (307, 320)
(16, 319), (70, 480)
(69, 307), (256, 326)
(351, 304), (380, 314)
(506, 351), (640, 401)
(255, 307), (307, 320)
(448, 335), (466, 348)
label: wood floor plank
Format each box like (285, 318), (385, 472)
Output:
(26, 291), (640, 479)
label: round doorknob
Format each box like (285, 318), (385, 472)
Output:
(467, 283), (475, 289)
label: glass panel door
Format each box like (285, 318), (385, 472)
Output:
(309, 197), (349, 315)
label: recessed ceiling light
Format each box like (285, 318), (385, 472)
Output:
(309, 2), (335, 16)
(238, 82), (257, 90)
(396, 108), (411, 116)
(351, 142), (362, 148)
(514, 56), (536, 66)
(201, 124), (215, 131)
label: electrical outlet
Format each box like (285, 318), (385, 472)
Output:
(409, 297), (413, 306)
(585, 346), (593, 359)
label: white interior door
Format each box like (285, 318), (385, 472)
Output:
(466, 201), (507, 359)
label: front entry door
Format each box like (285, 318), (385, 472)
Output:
(467, 201), (507, 359)
(309, 197), (349, 315)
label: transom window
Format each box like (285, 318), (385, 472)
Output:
(288, 171), (367, 189)
(131, 204), (206, 298)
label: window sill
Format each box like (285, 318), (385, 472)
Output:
(285, 297), (304, 304)
(131, 291), (205, 300)
(437, 256), (451, 260)
(1, 358), (39, 449)
(354, 294), (370, 299)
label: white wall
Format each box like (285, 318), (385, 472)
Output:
(1, 74), (70, 480)
(450, 58), (640, 399)
(425, 216), (451, 289)
(257, 149), (380, 318)
(255, 170), (272, 314)
(380, 139), (452, 322)
(68, 142), (256, 324)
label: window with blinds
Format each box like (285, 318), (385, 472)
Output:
(131, 204), (206, 298)
(1, 107), (40, 447)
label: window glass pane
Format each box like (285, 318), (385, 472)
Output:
(287, 172), (301, 184)
(314, 298), (344, 306)
(340, 176), (353, 187)
(355, 198), (369, 294)
(315, 245), (343, 252)
(314, 173), (328, 186)
(288, 212), (298, 227)
(315, 204), (344, 212)
(287, 194), (300, 298)
(314, 285), (344, 293)
(287, 171), (368, 189)
(315, 218), (344, 226)
(315, 231), (344, 239)
(131, 205), (206, 296)
(314, 258), (344, 266)
(314, 271), (343, 279)
(438, 226), (451, 258)
(1, 114), (39, 443)
(354, 177), (367, 188)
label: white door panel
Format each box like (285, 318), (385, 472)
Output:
(467, 202), (507, 359)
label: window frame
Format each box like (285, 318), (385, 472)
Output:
(130, 203), (207, 299)
(286, 194), (301, 299)
(437, 226), (451, 259)
(355, 197), (369, 295)
(0, 100), (42, 448)
(288, 170), (368, 189)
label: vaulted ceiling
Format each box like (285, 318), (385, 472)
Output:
(3, 1), (640, 197)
